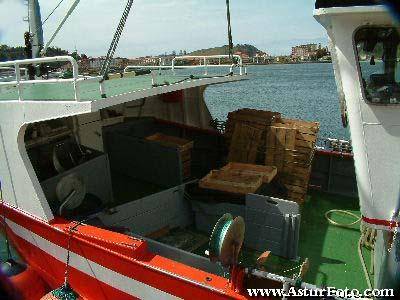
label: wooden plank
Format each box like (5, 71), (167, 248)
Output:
(287, 191), (307, 203)
(281, 174), (310, 188)
(273, 122), (317, 135)
(225, 109), (281, 140)
(275, 127), (286, 172)
(285, 129), (297, 151)
(228, 109), (281, 123)
(228, 123), (263, 163)
(146, 133), (194, 151)
(199, 169), (263, 194)
(295, 139), (315, 149)
(265, 126), (276, 166)
(296, 131), (317, 142)
(221, 162), (277, 183)
(284, 165), (312, 176)
(283, 128), (296, 174)
(181, 150), (191, 162)
(146, 226), (170, 239)
(295, 146), (315, 155)
(280, 118), (320, 132)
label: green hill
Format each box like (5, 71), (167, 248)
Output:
(0, 45), (69, 62)
(190, 44), (263, 57)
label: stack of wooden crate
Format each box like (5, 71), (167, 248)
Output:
(225, 109), (281, 140)
(146, 133), (193, 180)
(225, 109), (281, 163)
(266, 118), (319, 202)
(224, 109), (319, 203)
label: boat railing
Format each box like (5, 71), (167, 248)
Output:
(0, 55), (245, 102)
(316, 137), (353, 154)
(0, 56), (102, 101)
(172, 55), (245, 75)
(0, 66), (28, 82)
(124, 54), (246, 77)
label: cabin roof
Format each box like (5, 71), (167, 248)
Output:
(315, 0), (379, 9)
(0, 74), (244, 102)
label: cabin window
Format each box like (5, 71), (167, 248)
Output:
(355, 27), (400, 104)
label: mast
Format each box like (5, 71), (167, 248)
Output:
(27, 0), (44, 58)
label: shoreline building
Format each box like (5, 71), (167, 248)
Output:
(291, 43), (319, 60)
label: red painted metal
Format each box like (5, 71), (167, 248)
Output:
(362, 216), (400, 228)
(10, 266), (49, 300)
(314, 148), (353, 159)
(1, 202), (252, 300)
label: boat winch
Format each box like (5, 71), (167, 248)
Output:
(209, 213), (245, 268)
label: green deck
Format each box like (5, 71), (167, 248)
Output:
(159, 191), (369, 290)
(255, 191), (369, 290)
(297, 191), (368, 290)
(0, 190), (369, 290)
(0, 74), (195, 101)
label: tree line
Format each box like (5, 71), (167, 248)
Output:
(0, 45), (69, 62)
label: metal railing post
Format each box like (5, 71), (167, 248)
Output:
(14, 64), (23, 101)
(0, 56), (104, 101)
(172, 58), (176, 75)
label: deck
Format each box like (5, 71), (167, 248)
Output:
(0, 190), (368, 290)
(0, 55), (246, 103)
(0, 73), (243, 102)
(155, 190), (368, 291)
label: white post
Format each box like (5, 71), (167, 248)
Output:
(100, 81), (106, 98)
(203, 57), (208, 75)
(14, 64), (23, 101)
(172, 58), (176, 75)
(73, 79), (80, 101)
(150, 70), (156, 86)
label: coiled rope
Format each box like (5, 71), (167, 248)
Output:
(324, 209), (375, 290)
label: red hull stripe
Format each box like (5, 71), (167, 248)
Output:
(7, 219), (182, 300)
(362, 216), (400, 228)
(2, 204), (245, 299)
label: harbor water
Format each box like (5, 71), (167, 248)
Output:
(205, 63), (350, 140)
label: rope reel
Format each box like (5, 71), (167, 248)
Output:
(209, 213), (245, 267)
(40, 283), (80, 300)
(56, 173), (86, 216)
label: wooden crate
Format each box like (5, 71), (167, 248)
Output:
(265, 125), (297, 173)
(227, 123), (263, 164)
(225, 109), (281, 140)
(275, 118), (319, 150)
(146, 133), (193, 179)
(146, 133), (194, 151)
(287, 190), (307, 203)
(264, 118), (319, 203)
(221, 162), (277, 183)
(199, 169), (263, 195)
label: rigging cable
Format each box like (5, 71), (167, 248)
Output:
(100, 0), (134, 83)
(41, 0), (65, 27)
(225, 0), (234, 61)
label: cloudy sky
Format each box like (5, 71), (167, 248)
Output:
(0, 0), (328, 57)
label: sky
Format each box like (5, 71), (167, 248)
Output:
(0, 0), (328, 57)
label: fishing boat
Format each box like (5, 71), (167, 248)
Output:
(0, 0), (399, 299)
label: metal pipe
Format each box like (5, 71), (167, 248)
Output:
(0, 56), (83, 100)
(42, 0), (81, 55)
(14, 64), (22, 101)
